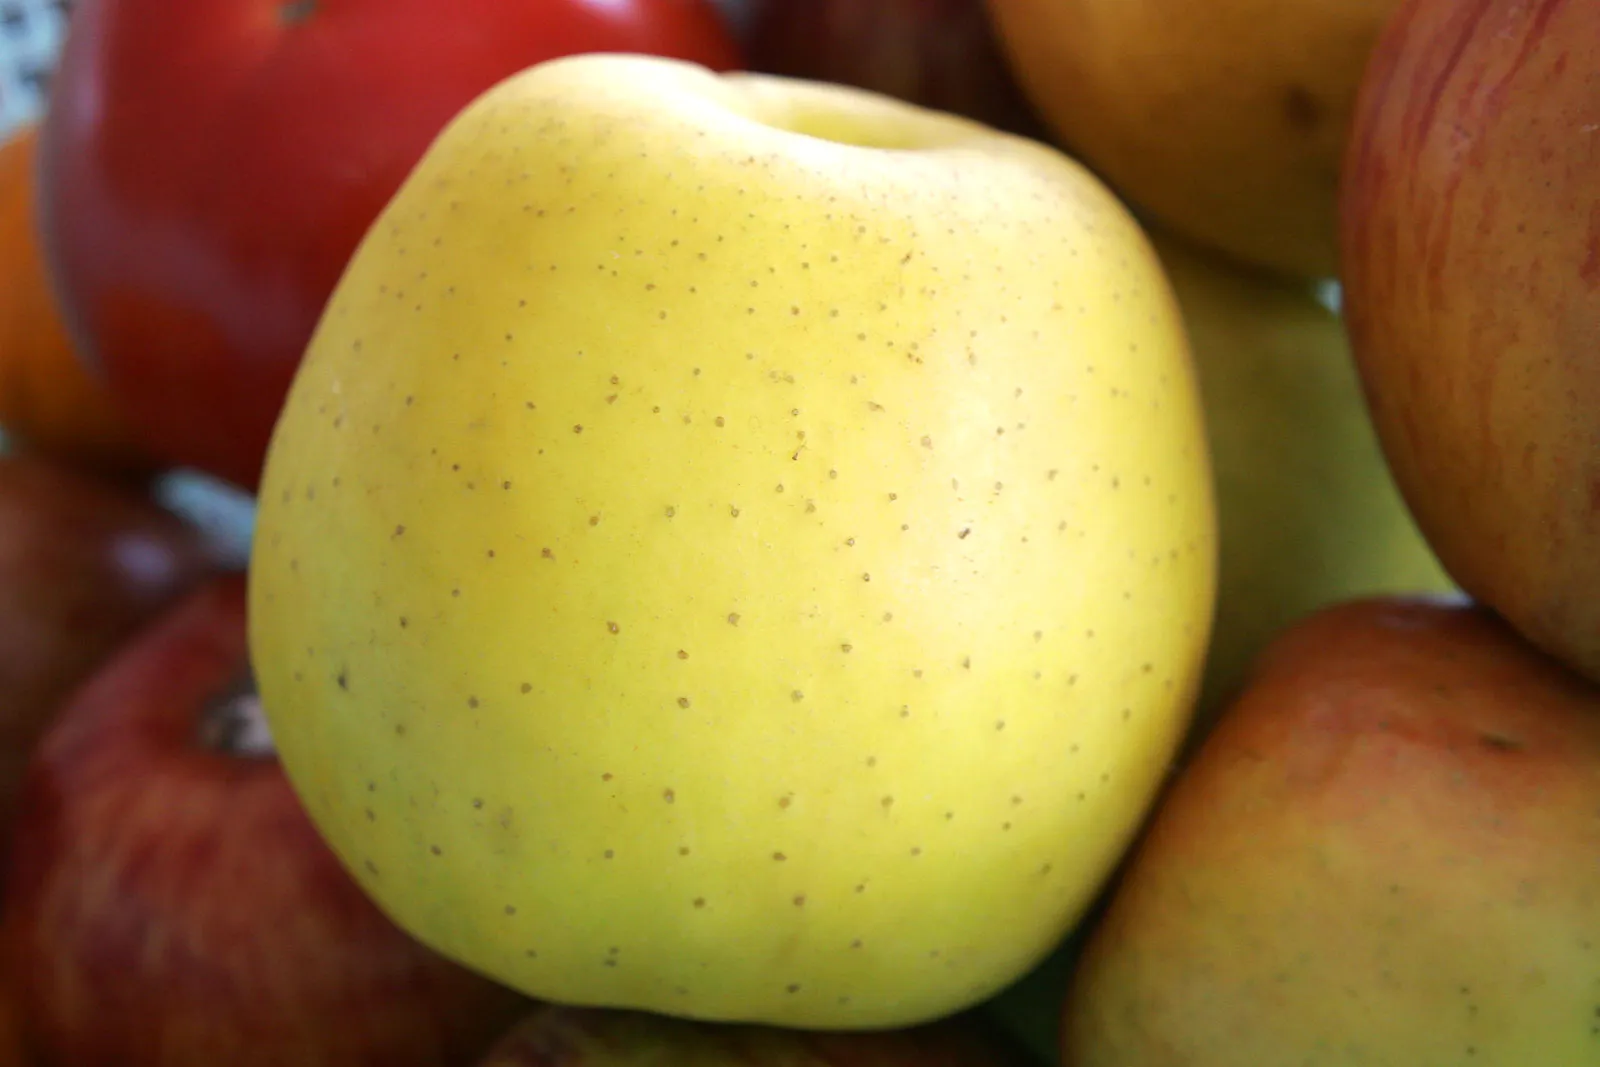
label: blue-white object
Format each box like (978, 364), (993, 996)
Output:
(0, 0), (68, 139)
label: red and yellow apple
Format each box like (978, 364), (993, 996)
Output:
(1062, 595), (1600, 1065)
(1340, 0), (1600, 684)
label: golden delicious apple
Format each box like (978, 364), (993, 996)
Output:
(249, 54), (1216, 1030)
(1062, 595), (1600, 1065)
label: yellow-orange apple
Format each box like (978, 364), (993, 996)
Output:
(986, 0), (1401, 278)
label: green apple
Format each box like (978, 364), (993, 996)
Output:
(248, 53), (1217, 1030)
(980, 229), (1453, 1060)
(1152, 230), (1453, 737)
(1061, 594), (1600, 1065)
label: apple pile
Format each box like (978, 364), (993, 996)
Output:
(0, 0), (1595, 1065)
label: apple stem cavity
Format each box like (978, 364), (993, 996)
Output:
(197, 671), (277, 758)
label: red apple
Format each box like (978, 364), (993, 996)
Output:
(40, 0), (742, 491)
(478, 1003), (1032, 1066)
(737, 0), (1049, 138)
(1340, 0), (1600, 683)
(0, 575), (528, 1067)
(0, 454), (212, 868)
(1062, 596), (1600, 1065)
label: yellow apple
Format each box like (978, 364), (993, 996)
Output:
(249, 54), (1217, 1030)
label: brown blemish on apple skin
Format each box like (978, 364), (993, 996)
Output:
(1478, 731), (1524, 753)
(1282, 85), (1325, 132)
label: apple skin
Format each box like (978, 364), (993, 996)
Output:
(40, 0), (742, 491)
(0, 454), (212, 870)
(1061, 595), (1600, 1065)
(738, 0), (1050, 139)
(985, 0), (1401, 279)
(1340, 0), (1600, 685)
(0, 574), (528, 1067)
(1148, 229), (1454, 739)
(478, 1004), (1030, 1066)
(981, 229), (1457, 1061)
(249, 54), (1217, 1030)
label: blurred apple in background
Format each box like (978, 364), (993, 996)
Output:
(1062, 596), (1600, 1065)
(39, 0), (742, 492)
(0, 575), (528, 1067)
(985, 0), (1402, 279)
(1341, 0), (1600, 686)
(0, 454), (212, 870)
(736, 0), (1049, 138)
(477, 1003), (1031, 1067)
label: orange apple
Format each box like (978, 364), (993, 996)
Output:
(1341, 0), (1600, 684)
(0, 124), (157, 479)
(1062, 595), (1600, 1065)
